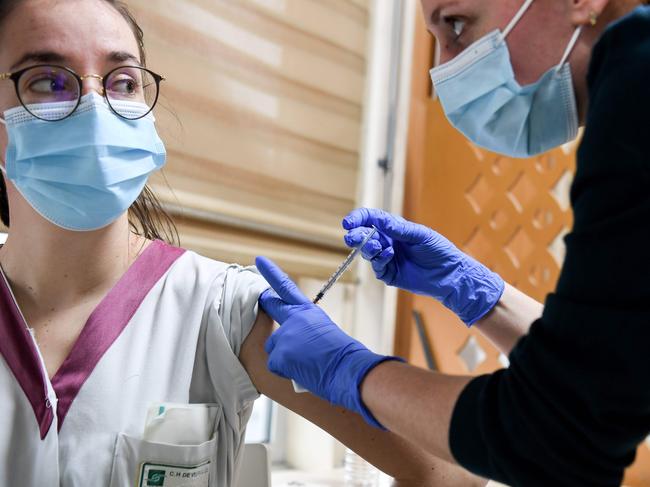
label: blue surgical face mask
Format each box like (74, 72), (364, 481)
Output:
(0, 92), (166, 231)
(429, 0), (582, 158)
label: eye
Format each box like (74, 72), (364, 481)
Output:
(27, 74), (69, 94)
(444, 16), (466, 39)
(108, 75), (141, 95)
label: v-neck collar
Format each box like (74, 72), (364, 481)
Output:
(0, 239), (185, 439)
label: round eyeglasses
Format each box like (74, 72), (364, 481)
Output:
(0, 64), (165, 122)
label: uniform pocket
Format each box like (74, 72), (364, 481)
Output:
(109, 404), (222, 487)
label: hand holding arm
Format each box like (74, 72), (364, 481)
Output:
(255, 256), (400, 428)
(249, 256), (487, 485)
(253, 257), (476, 469)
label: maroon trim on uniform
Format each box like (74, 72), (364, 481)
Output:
(0, 269), (54, 439)
(0, 240), (185, 438)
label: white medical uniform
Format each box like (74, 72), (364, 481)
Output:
(0, 240), (270, 487)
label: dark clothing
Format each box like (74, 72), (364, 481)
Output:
(449, 7), (650, 486)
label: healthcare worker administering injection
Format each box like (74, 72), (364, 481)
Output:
(257, 0), (650, 486)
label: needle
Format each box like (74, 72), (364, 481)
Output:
(313, 226), (378, 304)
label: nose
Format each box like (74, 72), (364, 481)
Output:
(79, 74), (105, 97)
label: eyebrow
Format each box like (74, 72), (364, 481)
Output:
(429, 1), (463, 26)
(107, 51), (141, 66)
(429, 7), (442, 25)
(9, 50), (142, 73)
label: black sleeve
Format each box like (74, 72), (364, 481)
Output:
(448, 9), (650, 487)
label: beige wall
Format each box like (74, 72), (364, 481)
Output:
(128, 0), (372, 277)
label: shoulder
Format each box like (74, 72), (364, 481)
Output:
(579, 5), (650, 170)
(588, 6), (650, 91)
(162, 241), (242, 288)
(182, 249), (267, 299)
(153, 240), (267, 309)
(164, 243), (268, 315)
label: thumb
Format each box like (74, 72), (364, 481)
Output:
(256, 256), (309, 305)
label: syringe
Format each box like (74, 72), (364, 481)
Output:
(292, 226), (378, 394)
(313, 226), (378, 304)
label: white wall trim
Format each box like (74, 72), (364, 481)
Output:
(353, 0), (417, 354)
(269, 0), (419, 471)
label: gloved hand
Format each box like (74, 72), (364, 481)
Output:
(256, 256), (400, 429)
(343, 208), (504, 326)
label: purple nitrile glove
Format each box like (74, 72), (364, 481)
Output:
(255, 256), (402, 429)
(343, 208), (505, 326)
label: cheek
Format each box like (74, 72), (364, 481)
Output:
(0, 89), (16, 163)
(506, 18), (575, 85)
(439, 46), (466, 65)
(0, 80), (18, 110)
(509, 43), (550, 85)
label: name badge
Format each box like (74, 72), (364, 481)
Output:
(139, 461), (210, 487)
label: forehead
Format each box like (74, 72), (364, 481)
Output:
(0, 0), (140, 69)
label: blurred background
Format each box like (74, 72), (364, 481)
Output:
(1, 0), (647, 485)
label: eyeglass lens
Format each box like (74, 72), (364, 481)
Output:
(105, 67), (158, 119)
(17, 65), (158, 121)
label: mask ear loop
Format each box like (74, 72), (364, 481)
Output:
(0, 117), (7, 170)
(499, 0), (583, 74)
(555, 26), (583, 73)
(502, 0), (536, 40)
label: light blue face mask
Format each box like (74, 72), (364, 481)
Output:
(0, 92), (166, 231)
(429, 0), (582, 158)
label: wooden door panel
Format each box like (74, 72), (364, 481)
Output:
(403, 102), (576, 377)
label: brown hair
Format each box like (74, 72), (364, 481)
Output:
(0, 0), (179, 245)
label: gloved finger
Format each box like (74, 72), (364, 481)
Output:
(256, 256), (309, 305)
(371, 247), (395, 279)
(343, 208), (427, 244)
(344, 228), (391, 260)
(361, 238), (383, 260)
(376, 230), (393, 249)
(344, 227), (377, 247)
(371, 246), (395, 268)
(259, 289), (296, 325)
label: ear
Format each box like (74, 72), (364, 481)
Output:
(569, 0), (611, 27)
